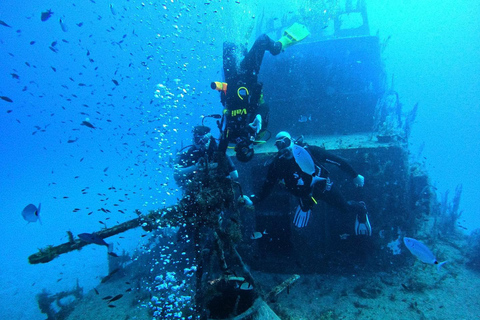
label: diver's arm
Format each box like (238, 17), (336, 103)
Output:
(308, 146), (358, 178)
(173, 164), (198, 182)
(226, 156), (239, 180)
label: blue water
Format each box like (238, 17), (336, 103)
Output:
(1, 0), (479, 319)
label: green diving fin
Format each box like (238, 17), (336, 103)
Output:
(278, 23), (310, 50)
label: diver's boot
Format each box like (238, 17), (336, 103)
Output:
(277, 23), (310, 51)
(353, 201), (372, 236)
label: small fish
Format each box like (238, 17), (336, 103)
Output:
(94, 288), (99, 295)
(81, 120), (95, 129)
(109, 294), (123, 302)
(0, 96), (13, 103)
(21, 203), (42, 224)
(110, 3), (117, 15)
(102, 295), (113, 300)
(108, 305), (116, 308)
(41, 10), (54, 22)
(403, 237), (447, 271)
(250, 229), (267, 240)
(339, 233), (350, 240)
(59, 18), (68, 32)
(0, 20), (12, 28)
(298, 114), (312, 123)
(112, 79), (119, 86)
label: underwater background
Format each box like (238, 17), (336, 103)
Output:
(0, 0), (479, 319)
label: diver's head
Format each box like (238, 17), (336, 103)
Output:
(275, 131), (292, 150)
(275, 131), (293, 158)
(235, 139), (254, 162)
(193, 126), (211, 148)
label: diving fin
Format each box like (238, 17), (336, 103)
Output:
(293, 205), (311, 228)
(278, 23), (310, 50)
(355, 213), (372, 236)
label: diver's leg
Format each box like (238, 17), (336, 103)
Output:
(315, 184), (371, 236)
(314, 183), (350, 214)
(240, 34), (282, 76)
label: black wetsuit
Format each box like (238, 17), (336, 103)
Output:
(219, 34), (282, 152)
(254, 145), (364, 214)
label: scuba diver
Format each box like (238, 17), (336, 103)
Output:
(174, 125), (238, 187)
(243, 131), (372, 236)
(212, 23), (310, 162)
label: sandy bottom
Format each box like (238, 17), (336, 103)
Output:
(255, 266), (480, 320)
(66, 265), (480, 320)
(66, 236), (480, 320)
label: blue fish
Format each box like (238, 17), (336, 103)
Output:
(78, 233), (114, 253)
(22, 203), (42, 224)
(403, 237), (447, 271)
(292, 145), (315, 175)
(292, 145), (326, 186)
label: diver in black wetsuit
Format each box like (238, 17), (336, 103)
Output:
(213, 23), (310, 162)
(244, 131), (372, 235)
(174, 125), (238, 188)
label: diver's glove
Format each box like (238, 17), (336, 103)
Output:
(248, 114), (262, 135)
(354, 202), (372, 236)
(293, 205), (311, 228)
(353, 174), (365, 187)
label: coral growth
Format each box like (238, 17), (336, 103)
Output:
(432, 184), (463, 237)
